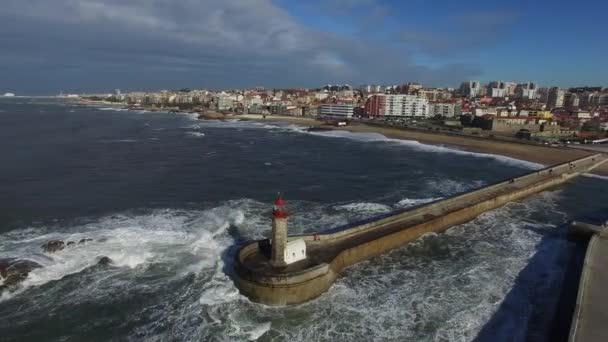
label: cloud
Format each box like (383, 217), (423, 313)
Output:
(0, 0), (481, 93)
(399, 10), (520, 57)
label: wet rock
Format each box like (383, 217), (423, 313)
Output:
(97, 256), (113, 266)
(3, 272), (28, 287)
(42, 240), (65, 253)
(0, 258), (42, 289)
(78, 238), (94, 245)
(0, 258), (14, 278)
(67, 241), (75, 247)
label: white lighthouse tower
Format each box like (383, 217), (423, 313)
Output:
(270, 194), (306, 267)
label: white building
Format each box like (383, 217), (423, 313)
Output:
(384, 95), (429, 117)
(319, 103), (355, 119)
(488, 81), (508, 98)
(283, 239), (306, 265)
(460, 80), (482, 98)
(244, 95), (263, 108)
(515, 82), (537, 99)
(547, 87), (566, 109)
(314, 92), (329, 101)
(217, 95), (235, 110)
(430, 103), (461, 117)
(489, 88), (508, 98)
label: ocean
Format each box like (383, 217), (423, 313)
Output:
(0, 98), (606, 341)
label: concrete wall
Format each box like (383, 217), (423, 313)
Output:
(234, 154), (606, 305)
(491, 121), (541, 133)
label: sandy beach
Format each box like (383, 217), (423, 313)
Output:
(237, 114), (608, 176)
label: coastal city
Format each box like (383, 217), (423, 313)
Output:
(2, 0), (608, 340)
(73, 80), (608, 147)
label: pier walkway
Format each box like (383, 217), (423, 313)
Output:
(235, 154), (608, 305)
(569, 232), (608, 342)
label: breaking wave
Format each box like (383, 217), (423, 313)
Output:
(291, 127), (544, 170)
(0, 189), (574, 341)
(187, 132), (206, 138)
(333, 202), (393, 215)
(199, 120), (545, 170)
(98, 107), (129, 112)
(396, 197), (443, 208)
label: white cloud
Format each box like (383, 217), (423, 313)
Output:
(0, 0), (481, 92)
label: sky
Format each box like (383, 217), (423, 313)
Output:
(0, 0), (606, 95)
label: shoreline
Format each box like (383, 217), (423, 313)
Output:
(65, 103), (608, 176)
(237, 114), (608, 176)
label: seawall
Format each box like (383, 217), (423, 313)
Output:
(234, 154), (607, 306)
(568, 229), (608, 341)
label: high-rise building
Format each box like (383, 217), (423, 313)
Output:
(515, 82), (537, 99)
(364, 94), (429, 117)
(564, 93), (580, 109)
(488, 81), (508, 98)
(460, 81), (481, 98)
(547, 87), (566, 109)
(504, 82), (518, 96)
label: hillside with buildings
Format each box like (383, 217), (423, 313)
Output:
(82, 81), (608, 145)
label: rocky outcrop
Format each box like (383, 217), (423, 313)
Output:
(41, 238), (95, 253)
(41, 240), (65, 253)
(0, 258), (42, 291)
(97, 256), (112, 266)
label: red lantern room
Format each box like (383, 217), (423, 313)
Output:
(273, 193), (288, 219)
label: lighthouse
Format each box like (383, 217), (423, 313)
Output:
(270, 193), (288, 267)
(270, 193), (306, 267)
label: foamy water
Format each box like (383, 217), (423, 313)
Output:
(2, 101), (604, 341)
(0, 190), (568, 341)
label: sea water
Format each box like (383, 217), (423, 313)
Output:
(0, 98), (606, 341)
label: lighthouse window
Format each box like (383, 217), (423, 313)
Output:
(292, 253), (296, 257)
(302, 250), (305, 255)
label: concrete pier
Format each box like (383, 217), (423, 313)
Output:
(233, 154), (608, 306)
(569, 227), (608, 342)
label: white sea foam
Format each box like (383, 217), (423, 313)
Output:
(0, 191), (572, 341)
(98, 107), (129, 112)
(187, 132), (206, 138)
(334, 202), (392, 214)
(309, 129), (543, 169)
(0, 202), (254, 301)
(266, 191), (566, 342)
(425, 179), (486, 196)
(396, 197), (443, 208)
(246, 322), (271, 341)
(183, 124), (202, 130)
(105, 139), (137, 143)
(583, 173), (608, 181)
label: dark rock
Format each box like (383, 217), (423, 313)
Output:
(67, 241), (75, 247)
(97, 256), (112, 266)
(3, 272), (28, 287)
(0, 259), (42, 288)
(42, 240), (65, 253)
(78, 238), (94, 245)
(0, 258), (15, 278)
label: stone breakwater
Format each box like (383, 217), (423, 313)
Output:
(233, 154), (608, 305)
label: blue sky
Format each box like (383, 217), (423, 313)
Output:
(0, 0), (606, 94)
